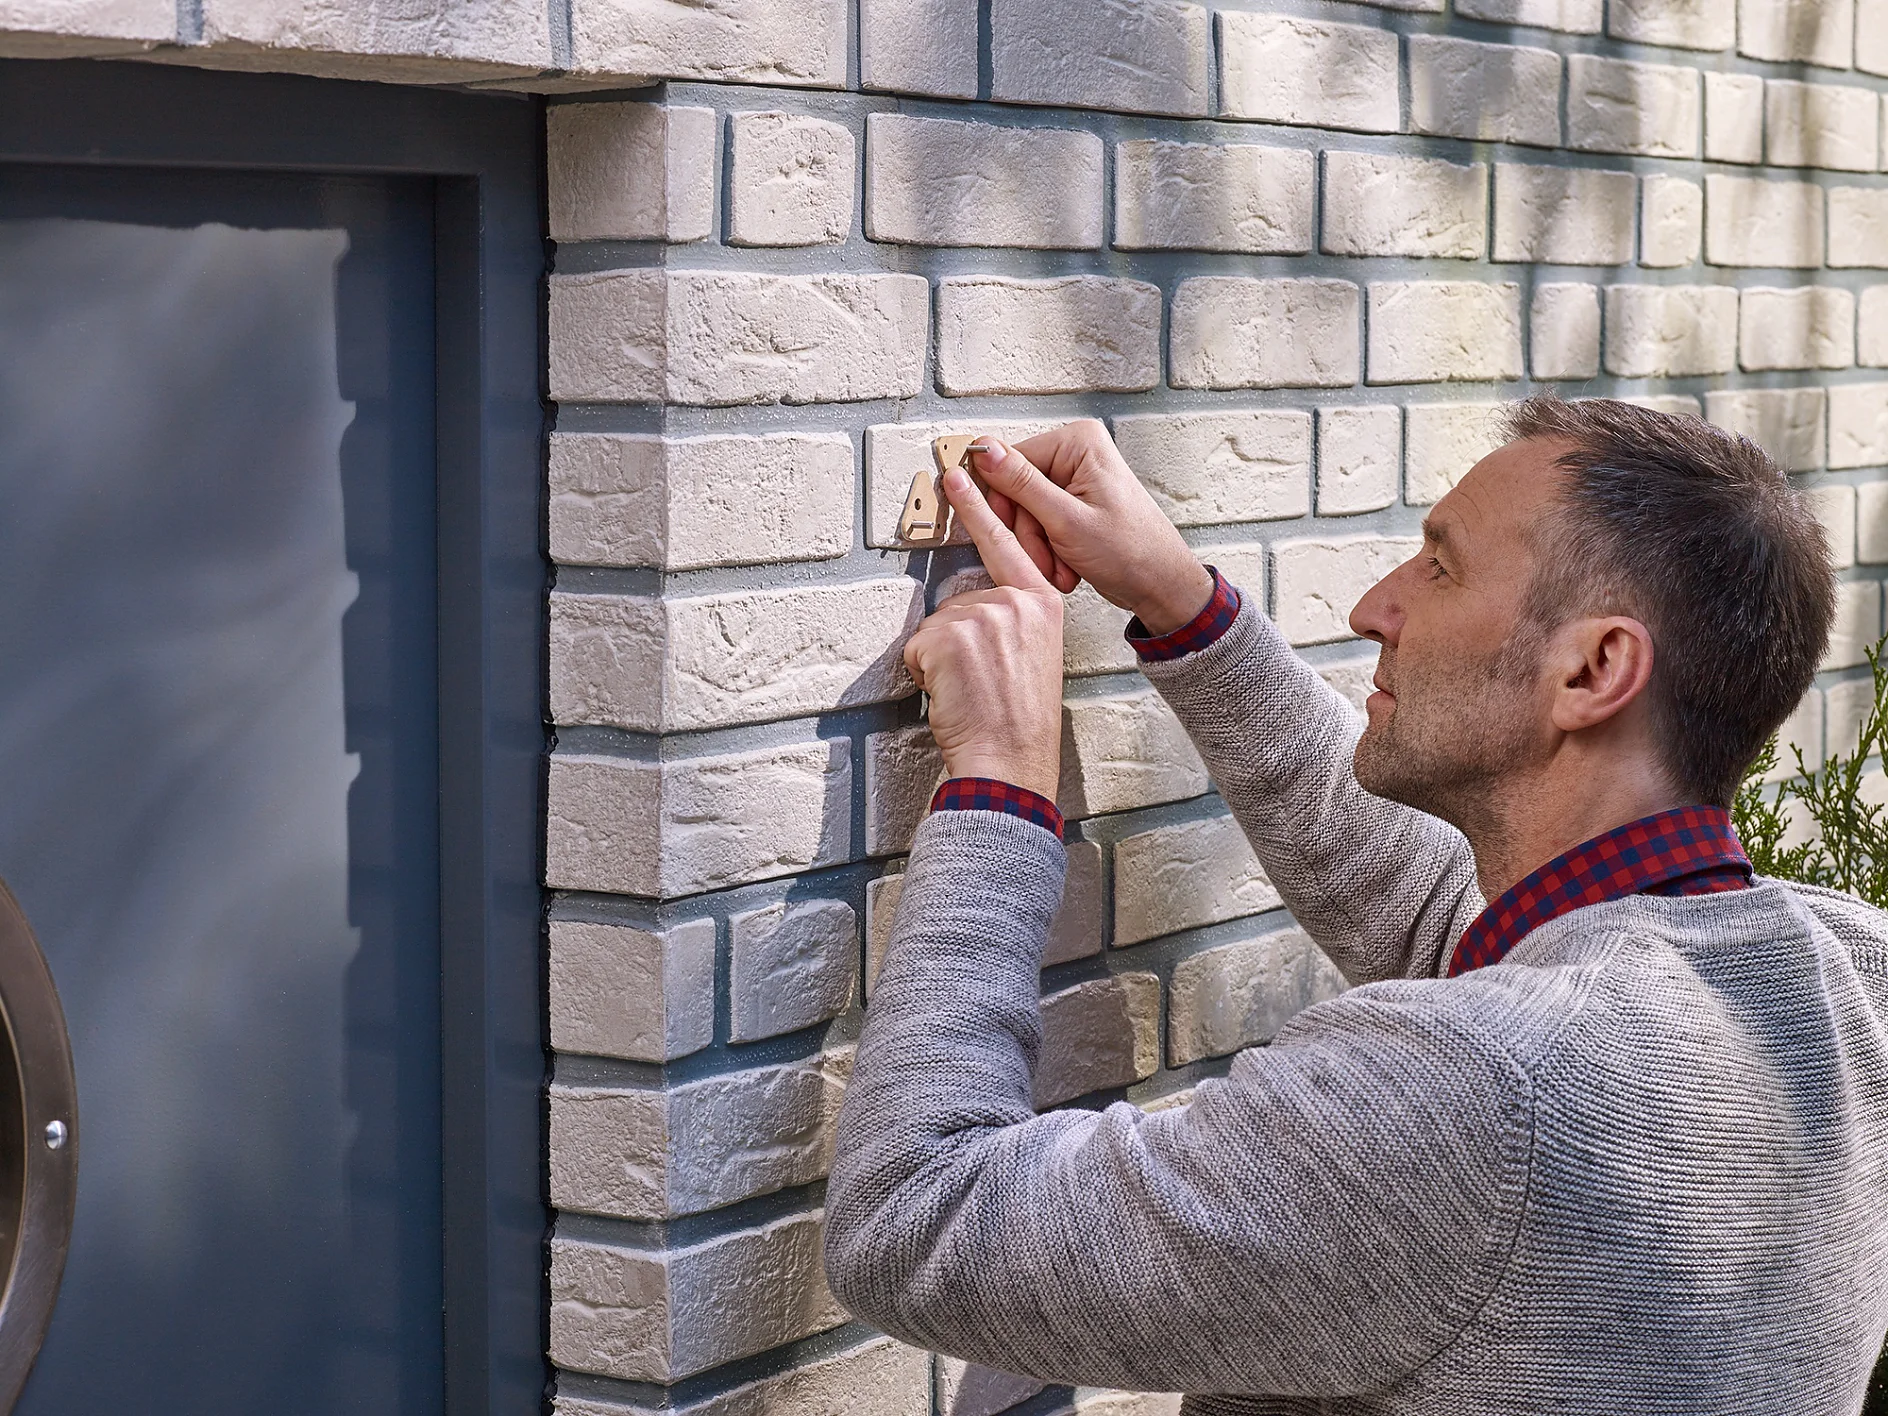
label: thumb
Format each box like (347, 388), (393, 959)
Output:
(970, 440), (1084, 537)
(942, 466), (1051, 592)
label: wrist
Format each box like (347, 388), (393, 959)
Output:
(941, 752), (1060, 803)
(1132, 561), (1216, 637)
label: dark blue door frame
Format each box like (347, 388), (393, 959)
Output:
(0, 58), (548, 1413)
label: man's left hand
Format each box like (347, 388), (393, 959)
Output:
(903, 466), (1065, 802)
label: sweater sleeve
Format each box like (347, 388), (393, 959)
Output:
(824, 808), (1534, 1399)
(1139, 599), (1485, 983)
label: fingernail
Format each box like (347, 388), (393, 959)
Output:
(968, 439), (1004, 458)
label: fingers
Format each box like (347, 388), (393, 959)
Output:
(942, 466), (1052, 591)
(969, 439), (1086, 536)
(1009, 419), (1107, 490)
(1010, 504), (1066, 590)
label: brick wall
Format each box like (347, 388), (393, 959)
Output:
(13, 0), (1886, 1411)
(535, 1), (1888, 1409)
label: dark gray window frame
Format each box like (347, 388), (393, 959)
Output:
(0, 56), (549, 1414)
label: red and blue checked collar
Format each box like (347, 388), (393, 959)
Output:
(1447, 805), (1752, 977)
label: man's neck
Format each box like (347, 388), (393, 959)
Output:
(1463, 755), (1690, 902)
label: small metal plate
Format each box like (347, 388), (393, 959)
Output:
(896, 435), (982, 547)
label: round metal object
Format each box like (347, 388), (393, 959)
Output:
(0, 881), (75, 1410)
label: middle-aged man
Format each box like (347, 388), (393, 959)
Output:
(822, 398), (1888, 1414)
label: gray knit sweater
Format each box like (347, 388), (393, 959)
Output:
(823, 600), (1888, 1414)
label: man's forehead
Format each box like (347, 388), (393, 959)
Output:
(1427, 438), (1571, 552)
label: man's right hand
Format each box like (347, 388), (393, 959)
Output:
(970, 420), (1216, 637)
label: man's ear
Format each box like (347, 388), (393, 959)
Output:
(1549, 617), (1655, 733)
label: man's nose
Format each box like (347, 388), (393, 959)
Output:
(1349, 566), (1403, 646)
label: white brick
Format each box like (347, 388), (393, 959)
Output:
(198, 0), (550, 74)
(1824, 580), (1883, 669)
(1073, 1393), (1185, 1416)
(1767, 688), (1823, 777)
(1703, 388), (1827, 471)
(1059, 688), (1209, 819)
(550, 1212), (845, 1384)
(1738, 287), (1856, 371)
(1111, 410), (1312, 526)
(1169, 277), (1361, 390)
(1766, 81), (1880, 171)
(1316, 406), (1401, 515)
(1618, 394), (1705, 418)
(1217, 13), (1400, 133)
(548, 104), (716, 243)
(1114, 814), (1280, 947)
(1113, 140), (1314, 253)
(549, 270), (928, 406)
(727, 112), (854, 247)
(860, 0), (977, 97)
(1829, 382), (1888, 467)
(937, 1359), (1047, 1416)
(568, 0), (847, 85)
(1704, 175), (1825, 268)
(1405, 403), (1508, 505)
(1566, 54), (1701, 159)
(1065, 583), (1138, 677)
(1167, 926), (1348, 1065)
(1738, 0), (1854, 67)
(865, 114), (1103, 249)
(1492, 164), (1635, 265)
(1035, 973), (1161, 1106)
(1321, 151), (1487, 260)
(1318, 654), (1381, 712)
(1530, 283), (1601, 381)
(1805, 484), (1859, 569)
(1862, 0), (1888, 73)
(936, 277), (1161, 395)
(1406, 36), (1561, 148)
(864, 724), (946, 857)
(546, 744), (851, 898)
(1830, 187), (1888, 268)
(549, 432), (853, 571)
(556, 1336), (929, 1416)
(549, 1050), (850, 1219)
(1271, 535), (1422, 644)
(1705, 72), (1765, 164)
(549, 580), (921, 732)
(990, 0), (1211, 116)
(1865, 287), (1888, 365)
(864, 875), (899, 995)
(0, 0), (170, 48)
(863, 418), (1065, 549)
(1827, 675), (1876, 758)
(1454, 0), (1598, 29)
(1608, 0), (1734, 47)
(1639, 174), (1703, 269)
(550, 918), (716, 1063)
(1602, 284), (1738, 378)
(1859, 480), (1888, 559)
(1366, 282), (1524, 384)
(729, 901), (858, 1042)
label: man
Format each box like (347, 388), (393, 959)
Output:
(823, 398), (1888, 1414)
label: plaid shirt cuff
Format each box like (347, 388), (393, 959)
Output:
(1126, 568), (1242, 662)
(930, 777), (1065, 840)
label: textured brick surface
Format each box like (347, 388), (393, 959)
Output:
(1739, 287), (1855, 371)
(1491, 163), (1635, 266)
(1114, 140), (1314, 253)
(1168, 926), (1349, 1065)
(1035, 972), (1161, 1106)
(1859, 481), (1888, 561)
(1705, 388), (1828, 472)
(1766, 81), (1879, 171)
(937, 277), (1162, 395)
(1863, 286), (1888, 366)
(937, 1359), (1047, 1416)
(863, 417), (1065, 548)
(1170, 277), (1361, 390)
(1805, 485), (1858, 570)
(550, 270), (929, 406)
(1058, 688), (1209, 819)
(568, 0), (848, 84)
(1406, 36), (1560, 148)
(859, 0), (976, 97)
(729, 901), (858, 1041)
(990, 0), (1210, 116)
(550, 918), (716, 1063)
(1316, 405), (1401, 515)
(197, 0), (551, 73)
(1603, 284), (1738, 378)
(1705, 175), (1825, 268)
(1405, 403), (1509, 505)
(1862, 0), (1888, 74)
(1830, 187), (1888, 269)
(1114, 814), (1281, 947)
(550, 579), (921, 732)
(1367, 281), (1523, 384)
(1829, 383), (1888, 469)
(1455, 0), (1599, 30)
(0, 0), (171, 47)
(1321, 151), (1487, 260)
(1825, 580), (1884, 670)
(865, 114), (1104, 249)
(1217, 13), (1400, 133)
(549, 103), (716, 242)
(549, 432), (853, 571)
(1272, 536), (1423, 644)
(1609, 0), (1734, 47)
(1639, 174), (1703, 269)
(1530, 283), (1601, 381)
(728, 111), (854, 247)
(1704, 72), (1765, 164)
(1566, 55), (1701, 158)
(1737, 0), (1853, 67)
(1112, 410), (1312, 526)
(556, 1336), (929, 1416)
(864, 724), (947, 857)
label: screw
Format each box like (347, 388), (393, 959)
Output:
(43, 1121), (65, 1151)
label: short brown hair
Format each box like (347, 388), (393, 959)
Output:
(1503, 395), (1837, 807)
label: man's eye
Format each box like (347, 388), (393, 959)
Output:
(1425, 555), (1448, 579)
